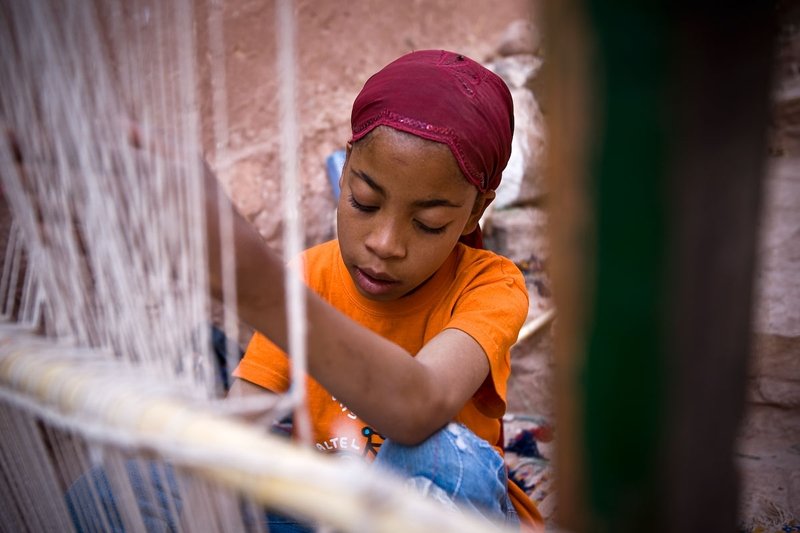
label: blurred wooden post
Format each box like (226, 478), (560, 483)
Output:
(544, 2), (776, 531)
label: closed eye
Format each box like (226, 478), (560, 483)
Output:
(348, 194), (377, 213)
(415, 221), (447, 234)
(349, 193), (446, 233)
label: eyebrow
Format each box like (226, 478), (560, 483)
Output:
(352, 169), (464, 208)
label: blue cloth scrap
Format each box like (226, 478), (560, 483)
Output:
(326, 149), (346, 201)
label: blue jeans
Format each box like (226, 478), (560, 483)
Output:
(374, 422), (518, 527)
(66, 423), (518, 531)
(66, 459), (182, 532)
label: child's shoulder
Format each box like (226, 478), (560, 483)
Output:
(453, 243), (524, 278)
(449, 244), (529, 331)
(450, 244), (528, 302)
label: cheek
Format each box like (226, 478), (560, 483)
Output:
(335, 204), (362, 244)
(335, 205), (349, 239)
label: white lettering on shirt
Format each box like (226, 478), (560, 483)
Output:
(315, 436), (362, 452)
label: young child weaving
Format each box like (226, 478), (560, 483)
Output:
(220, 49), (543, 530)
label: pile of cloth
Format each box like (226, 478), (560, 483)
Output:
(503, 413), (555, 520)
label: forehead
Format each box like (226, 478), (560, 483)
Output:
(350, 126), (474, 197)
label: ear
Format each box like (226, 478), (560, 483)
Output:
(462, 190), (496, 236)
(339, 142), (353, 190)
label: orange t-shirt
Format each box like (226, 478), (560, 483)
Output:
(233, 240), (541, 527)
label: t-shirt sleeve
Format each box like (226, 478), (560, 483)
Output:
(232, 331), (291, 393)
(446, 258), (528, 418)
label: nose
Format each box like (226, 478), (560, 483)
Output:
(365, 216), (406, 260)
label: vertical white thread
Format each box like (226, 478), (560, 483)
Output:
(176, 0), (214, 396)
(276, 0), (311, 446)
(207, 0), (242, 395)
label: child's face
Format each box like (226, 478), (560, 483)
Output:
(337, 126), (493, 301)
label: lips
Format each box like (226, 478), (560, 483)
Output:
(354, 267), (399, 296)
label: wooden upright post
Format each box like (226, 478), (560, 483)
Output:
(545, 3), (776, 531)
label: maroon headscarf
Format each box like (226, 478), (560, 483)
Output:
(349, 50), (514, 248)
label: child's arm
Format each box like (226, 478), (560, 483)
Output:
(205, 167), (491, 445)
(226, 378), (281, 425)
